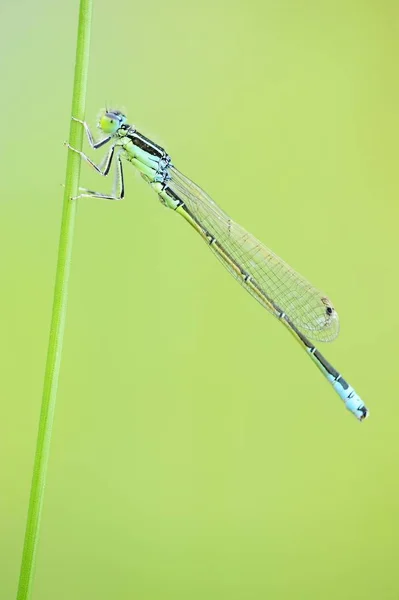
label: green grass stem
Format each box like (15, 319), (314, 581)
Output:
(16, 1), (92, 598)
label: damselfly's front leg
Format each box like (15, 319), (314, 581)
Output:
(72, 117), (111, 149)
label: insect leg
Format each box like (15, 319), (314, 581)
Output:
(71, 117), (111, 149)
(72, 155), (125, 201)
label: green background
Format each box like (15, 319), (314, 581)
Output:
(1, 0), (398, 598)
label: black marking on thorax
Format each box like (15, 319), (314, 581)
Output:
(126, 127), (168, 160)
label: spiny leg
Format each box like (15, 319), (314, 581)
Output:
(72, 117), (111, 149)
(65, 122), (125, 201)
(65, 140), (117, 177)
(73, 155), (125, 201)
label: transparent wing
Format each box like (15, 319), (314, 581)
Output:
(169, 167), (339, 342)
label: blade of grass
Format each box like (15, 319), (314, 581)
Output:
(16, 1), (92, 598)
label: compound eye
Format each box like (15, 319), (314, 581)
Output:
(99, 112), (121, 134)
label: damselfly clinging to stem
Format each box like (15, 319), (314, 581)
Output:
(65, 110), (369, 422)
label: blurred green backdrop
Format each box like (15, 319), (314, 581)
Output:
(1, 0), (398, 598)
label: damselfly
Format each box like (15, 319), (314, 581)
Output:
(65, 110), (369, 421)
